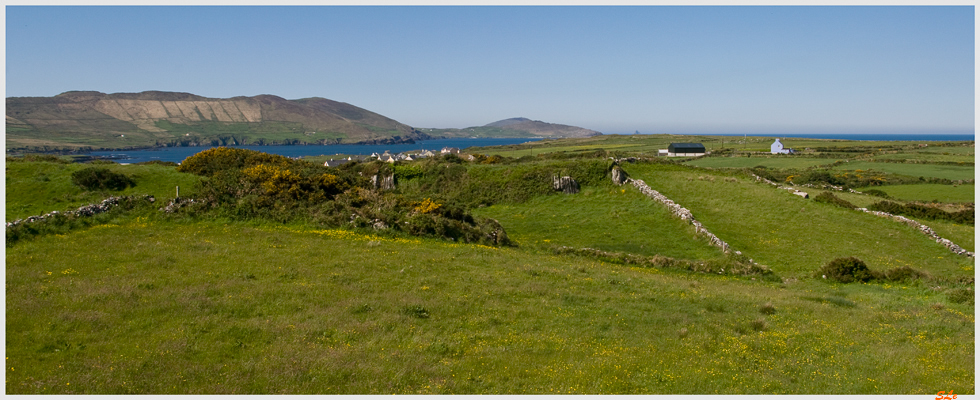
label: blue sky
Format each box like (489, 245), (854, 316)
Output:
(5, 6), (975, 135)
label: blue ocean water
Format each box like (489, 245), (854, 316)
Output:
(88, 138), (542, 164)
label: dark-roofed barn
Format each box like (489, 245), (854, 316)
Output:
(667, 143), (706, 157)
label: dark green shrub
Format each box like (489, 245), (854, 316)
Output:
(817, 257), (874, 283)
(946, 288), (974, 305)
(136, 160), (179, 167)
(794, 170), (849, 186)
(392, 164), (423, 181)
(882, 266), (928, 282)
(71, 167), (135, 191)
(442, 154), (464, 164)
(813, 191), (856, 209)
(862, 189), (890, 198)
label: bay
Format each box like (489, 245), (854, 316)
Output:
(89, 138), (542, 164)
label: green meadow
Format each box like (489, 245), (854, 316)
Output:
(684, 156), (842, 169)
(855, 184), (976, 204)
(603, 163), (972, 279)
(5, 160), (200, 220)
(6, 219), (974, 394)
(832, 161), (974, 181)
(5, 136), (975, 394)
(471, 186), (727, 261)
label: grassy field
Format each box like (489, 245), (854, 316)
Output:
(832, 161), (975, 181)
(5, 161), (202, 220)
(471, 186), (728, 261)
(854, 184), (976, 204)
(684, 156), (843, 169)
(6, 218), (974, 394)
(873, 146), (975, 164)
(471, 134), (968, 159)
(619, 163), (973, 279)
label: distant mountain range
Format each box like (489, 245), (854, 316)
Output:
(421, 117), (601, 139)
(5, 91), (426, 151)
(5, 91), (600, 152)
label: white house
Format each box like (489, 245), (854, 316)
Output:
(771, 139), (795, 154)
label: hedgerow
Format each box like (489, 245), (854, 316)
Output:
(812, 191), (857, 209)
(174, 148), (513, 245)
(868, 200), (974, 225)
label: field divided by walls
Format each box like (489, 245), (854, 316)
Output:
(619, 163), (974, 280)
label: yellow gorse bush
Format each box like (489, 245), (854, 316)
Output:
(243, 164), (299, 196)
(241, 163), (341, 200)
(414, 198), (442, 214)
(177, 147), (293, 176)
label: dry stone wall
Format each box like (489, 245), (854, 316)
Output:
(750, 174), (973, 258)
(627, 178), (739, 256)
(858, 208), (974, 258)
(6, 195), (155, 229)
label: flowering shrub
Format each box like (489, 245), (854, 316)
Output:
(171, 148), (521, 246)
(177, 147), (291, 177)
(413, 198), (442, 214)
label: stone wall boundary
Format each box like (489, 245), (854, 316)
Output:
(6, 195), (155, 229)
(857, 208), (974, 258)
(626, 177), (742, 257)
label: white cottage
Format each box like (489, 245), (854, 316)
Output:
(771, 139), (795, 154)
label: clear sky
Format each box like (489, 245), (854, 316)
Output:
(5, 5), (975, 135)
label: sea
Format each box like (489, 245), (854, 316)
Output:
(87, 133), (974, 164)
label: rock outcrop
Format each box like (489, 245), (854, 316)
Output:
(372, 174), (396, 191)
(611, 166), (628, 185)
(552, 176), (580, 194)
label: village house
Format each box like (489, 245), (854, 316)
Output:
(770, 139), (795, 154)
(441, 147), (460, 154)
(323, 155), (363, 168)
(665, 143), (706, 157)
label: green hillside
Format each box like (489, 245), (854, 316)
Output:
(5, 91), (426, 152)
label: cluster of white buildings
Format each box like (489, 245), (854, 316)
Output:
(324, 147), (462, 167)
